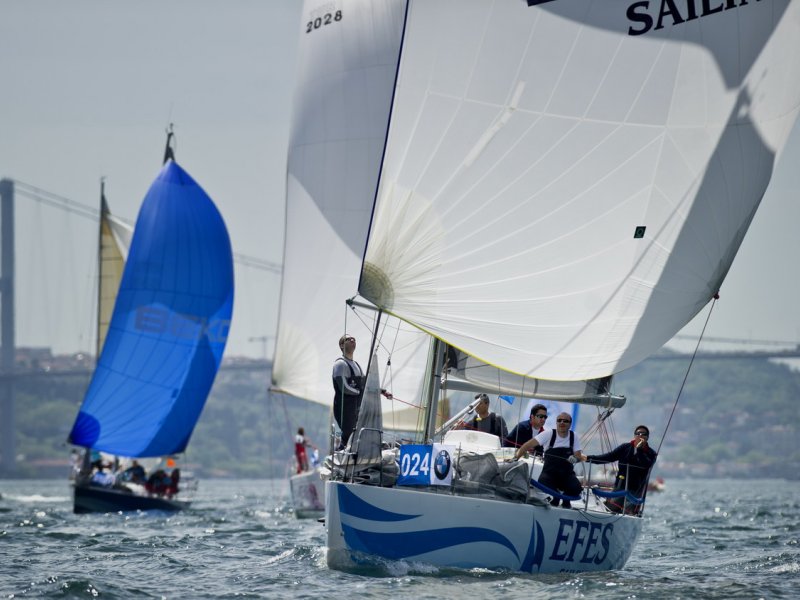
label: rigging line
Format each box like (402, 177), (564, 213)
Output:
(656, 295), (718, 455)
(379, 319), (402, 431)
(232, 253), (282, 274)
(15, 186), (98, 220)
(275, 391), (293, 480)
(15, 180), (282, 274)
(346, 301), (396, 359)
(672, 333), (797, 346)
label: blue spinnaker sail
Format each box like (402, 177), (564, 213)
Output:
(69, 160), (234, 457)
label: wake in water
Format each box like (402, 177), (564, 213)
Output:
(0, 478), (798, 599)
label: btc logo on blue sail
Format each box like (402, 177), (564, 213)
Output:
(135, 306), (230, 343)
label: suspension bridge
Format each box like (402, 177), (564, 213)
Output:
(0, 177), (281, 474)
(1, 179), (797, 475)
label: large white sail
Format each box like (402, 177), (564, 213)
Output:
(360, 0), (800, 381)
(272, 0), (427, 426)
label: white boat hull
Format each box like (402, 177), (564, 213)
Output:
(325, 481), (642, 573)
(290, 468), (325, 519)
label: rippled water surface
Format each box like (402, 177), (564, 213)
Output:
(1, 478), (798, 598)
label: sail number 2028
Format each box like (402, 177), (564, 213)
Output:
(306, 10), (342, 33)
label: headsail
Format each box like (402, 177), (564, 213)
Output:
(96, 187), (133, 356)
(68, 160), (234, 457)
(359, 0), (800, 381)
(272, 0), (427, 427)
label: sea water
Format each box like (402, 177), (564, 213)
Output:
(0, 478), (797, 599)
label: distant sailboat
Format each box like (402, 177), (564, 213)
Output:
(293, 0), (800, 573)
(271, 0), (430, 517)
(68, 134), (234, 513)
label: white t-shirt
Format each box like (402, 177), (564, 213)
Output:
(534, 428), (582, 452)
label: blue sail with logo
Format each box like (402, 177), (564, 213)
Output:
(68, 160), (234, 457)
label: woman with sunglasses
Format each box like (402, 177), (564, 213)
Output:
(586, 425), (658, 514)
(513, 412), (587, 508)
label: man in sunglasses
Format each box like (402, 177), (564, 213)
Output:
(586, 425), (658, 514)
(332, 334), (365, 449)
(503, 404), (548, 452)
(514, 411), (586, 508)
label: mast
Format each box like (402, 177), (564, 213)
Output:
(163, 124), (176, 164)
(421, 337), (444, 443)
(96, 179), (107, 359)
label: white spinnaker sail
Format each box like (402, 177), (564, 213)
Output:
(272, 0), (427, 427)
(360, 0), (800, 381)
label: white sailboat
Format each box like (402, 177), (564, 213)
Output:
(295, 0), (800, 573)
(270, 0), (429, 518)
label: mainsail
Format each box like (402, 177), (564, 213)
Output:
(68, 160), (234, 457)
(313, 0), (800, 576)
(359, 0), (800, 382)
(272, 0), (427, 430)
(96, 188), (133, 356)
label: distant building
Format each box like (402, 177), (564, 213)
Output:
(13, 347), (95, 373)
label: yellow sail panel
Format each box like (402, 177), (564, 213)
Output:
(96, 203), (127, 357)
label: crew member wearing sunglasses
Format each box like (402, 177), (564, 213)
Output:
(586, 425), (658, 514)
(513, 412), (587, 508)
(332, 334), (364, 449)
(503, 404), (548, 453)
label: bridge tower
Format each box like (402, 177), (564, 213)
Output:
(0, 178), (15, 475)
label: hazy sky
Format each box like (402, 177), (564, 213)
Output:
(2, 0), (799, 360)
(1, 0), (302, 358)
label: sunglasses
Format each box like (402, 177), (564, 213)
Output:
(556, 419), (571, 424)
(533, 414), (547, 419)
(634, 431), (649, 437)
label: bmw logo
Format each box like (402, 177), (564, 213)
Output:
(433, 449), (451, 480)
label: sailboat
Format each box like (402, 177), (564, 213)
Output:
(271, 0), (429, 517)
(293, 0), (800, 573)
(68, 137), (234, 513)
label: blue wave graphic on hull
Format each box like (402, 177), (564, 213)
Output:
(338, 486), (420, 522)
(521, 520), (545, 572)
(342, 523), (520, 560)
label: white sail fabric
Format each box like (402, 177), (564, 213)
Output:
(272, 0), (428, 416)
(360, 0), (800, 381)
(106, 212), (132, 261)
(442, 344), (619, 405)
